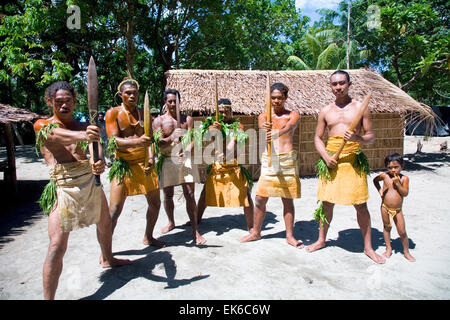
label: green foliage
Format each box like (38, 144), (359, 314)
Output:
(315, 157), (331, 180)
(35, 123), (61, 156)
(38, 179), (57, 216)
(185, 116), (249, 151)
(106, 136), (118, 159)
(354, 150), (371, 176)
(340, 0), (449, 105)
(108, 158), (132, 183)
(239, 164), (254, 191)
(152, 129), (162, 157)
(1, 0), (446, 112)
(313, 201), (329, 227)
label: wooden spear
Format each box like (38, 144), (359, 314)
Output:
(87, 56), (101, 186)
(215, 75), (219, 122)
(332, 92), (372, 161)
(266, 72), (272, 167)
(143, 90), (152, 168)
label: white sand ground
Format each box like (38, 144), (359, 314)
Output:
(0, 136), (449, 300)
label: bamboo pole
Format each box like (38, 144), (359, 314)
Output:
(215, 75), (219, 122)
(143, 90), (151, 168)
(266, 72), (272, 167)
(332, 93), (371, 160)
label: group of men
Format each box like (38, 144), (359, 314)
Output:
(34, 70), (385, 299)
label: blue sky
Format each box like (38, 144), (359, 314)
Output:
(295, 0), (341, 23)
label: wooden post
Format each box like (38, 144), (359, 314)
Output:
(4, 122), (17, 195)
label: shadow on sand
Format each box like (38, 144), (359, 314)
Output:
(81, 248), (210, 300)
(403, 152), (450, 171)
(263, 219), (416, 254)
(0, 179), (47, 249)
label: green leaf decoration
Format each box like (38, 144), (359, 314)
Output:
(239, 164), (254, 190)
(108, 158), (132, 183)
(35, 123), (60, 156)
(106, 136), (118, 159)
(315, 157), (331, 180)
(38, 179), (57, 216)
(313, 201), (329, 227)
(354, 150), (370, 175)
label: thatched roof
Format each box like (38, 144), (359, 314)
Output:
(0, 104), (41, 124)
(165, 68), (433, 119)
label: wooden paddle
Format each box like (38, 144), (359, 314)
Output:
(332, 93), (372, 161)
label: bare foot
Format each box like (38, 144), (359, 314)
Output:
(143, 236), (166, 248)
(305, 240), (326, 253)
(382, 248), (392, 258)
(160, 223), (175, 234)
(364, 249), (386, 264)
(100, 257), (131, 268)
(287, 236), (304, 249)
(240, 231), (261, 243)
(195, 232), (207, 245)
(404, 252), (416, 262)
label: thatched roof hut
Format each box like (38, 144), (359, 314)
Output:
(0, 104), (41, 195)
(165, 68), (434, 178)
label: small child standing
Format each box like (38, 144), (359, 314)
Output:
(373, 153), (416, 262)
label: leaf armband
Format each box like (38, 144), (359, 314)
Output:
(35, 123), (61, 156)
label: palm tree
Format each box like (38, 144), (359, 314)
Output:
(286, 30), (368, 70)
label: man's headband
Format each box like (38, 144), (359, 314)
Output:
(219, 104), (232, 108)
(117, 78), (140, 93)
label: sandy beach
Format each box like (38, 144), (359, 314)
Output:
(1, 135), (449, 301)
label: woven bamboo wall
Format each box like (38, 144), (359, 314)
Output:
(192, 113), (404, 182)
(298, 113), (404, 176)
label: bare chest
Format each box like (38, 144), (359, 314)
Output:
(117, 109), (144, 137)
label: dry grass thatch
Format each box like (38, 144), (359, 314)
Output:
(0, 104), (41, 124)
(165, 68), (437, 134)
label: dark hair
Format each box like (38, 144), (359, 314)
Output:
(218, 98), (231, 105)
(330, 70), (350, 82)
(270, 82), (289, 98)
(119, 76), (139, 93)
(163, 89), (180, 102)
(45, 81), (77, 100)
(384, 152), (404, 167)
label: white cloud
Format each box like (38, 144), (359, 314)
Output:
(296, 0), (341, 23)
(295, 0), (307, 9)
(296, 0), (341, 9)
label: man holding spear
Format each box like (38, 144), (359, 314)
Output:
(306, 70), (385, 264)
(105, 77), (164, 248)
(240, 80), (302, 248)
(34, 59), (130, 300)
(153, 89), (205, 245)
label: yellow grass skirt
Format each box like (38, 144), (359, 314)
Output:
(49, 160), (102, 233)
(256, 150), (301, 199)
(205, 160), (250, 207)
(317, 136), (369, 205)
(116, 147), (159, 196)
